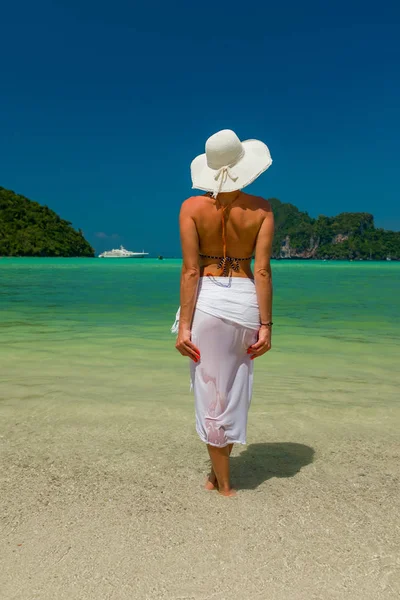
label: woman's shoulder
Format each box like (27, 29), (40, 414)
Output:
(241, 192), (272, 213)
(180, 194), (211, 212)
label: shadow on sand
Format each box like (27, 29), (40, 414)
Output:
(230, 442), (315, 490)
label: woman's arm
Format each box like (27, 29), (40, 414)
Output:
(175, 198), (201, 362)
(249, 204), (274, 359)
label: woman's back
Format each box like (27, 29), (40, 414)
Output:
(186, 191), (272, 278)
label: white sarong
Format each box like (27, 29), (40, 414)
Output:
(172, 276), (260, 447)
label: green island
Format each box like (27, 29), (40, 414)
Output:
(0, 186), (94, 257)
(269, 198), (399, 260)
(0, 186), (399, 259)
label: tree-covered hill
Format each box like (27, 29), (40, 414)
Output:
(0, 187), (94, 257)
(269, 198), (399, 260)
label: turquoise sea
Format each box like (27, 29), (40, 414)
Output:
(1, 257), (399, 431)
(1, 258), (399, 403)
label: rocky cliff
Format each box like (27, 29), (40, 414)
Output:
(269, 198), (399, 260)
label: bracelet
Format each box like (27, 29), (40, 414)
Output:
(260, 321), (273, 327)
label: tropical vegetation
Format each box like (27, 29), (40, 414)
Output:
(269, 198), (399, 260)
(0, 186), (94, 257)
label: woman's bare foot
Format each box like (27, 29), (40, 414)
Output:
(204, 469), (218, 490)
(218, 487), (237, 497)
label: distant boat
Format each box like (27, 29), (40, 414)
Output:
(98, 245), (149, 258)
(386, 254), (392, 261)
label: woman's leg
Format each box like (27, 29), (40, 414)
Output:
(207, 443), (236, 496)
(205, 444), (234, 490)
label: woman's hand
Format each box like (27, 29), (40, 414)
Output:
(175, 328), (201, 363)
(247, 325), (272, 360)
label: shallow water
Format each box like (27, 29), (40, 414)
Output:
(1, 258), (399, 406)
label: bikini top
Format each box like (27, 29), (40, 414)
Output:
(199, 194), (253, 276)
(199, 253), (253, 276)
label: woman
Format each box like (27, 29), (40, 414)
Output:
(173, 129), (274, 497)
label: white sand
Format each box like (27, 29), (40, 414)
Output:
(1, 342), (399, 600)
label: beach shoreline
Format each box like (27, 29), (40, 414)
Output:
(1, 259), (399, 599)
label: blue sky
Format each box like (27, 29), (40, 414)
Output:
(1, 1), (399, 255)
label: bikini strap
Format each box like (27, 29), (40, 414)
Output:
(199, 253), (252, 261)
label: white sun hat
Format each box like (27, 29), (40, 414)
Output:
(190, 129), (272, 197)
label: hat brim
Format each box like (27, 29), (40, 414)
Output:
(190, 139), (272, 193)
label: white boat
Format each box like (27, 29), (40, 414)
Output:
(98, 245), (149, 258)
